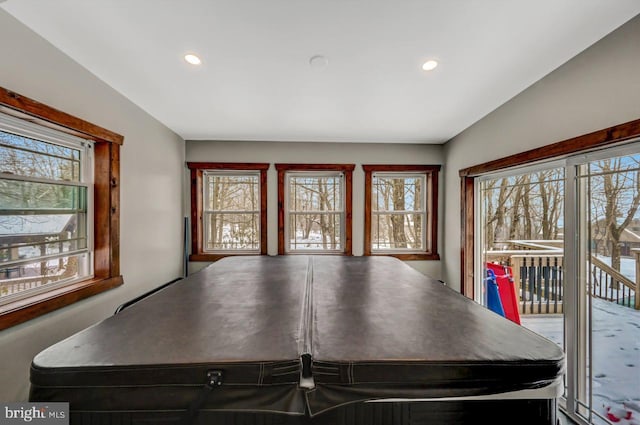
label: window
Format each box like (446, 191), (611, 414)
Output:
(287, 173), (343, 252)
(203, 172), (260, 252)
(1, 114), (93, 305)
(276, 164), (354, 255)
(188, 162), (268, 261)
(0, 86), (123, 330)
(477, 164), (565, 312)
(363, 165), (440, 260)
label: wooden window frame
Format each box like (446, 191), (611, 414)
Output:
(0, 87), (123, 330)
(188, 162), (268, 262)
(363, 165), (440, 261)
(458, 117), (640, 298)
(276, 164), (354, 256)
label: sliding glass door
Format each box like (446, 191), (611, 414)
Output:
(477, 163), (567, 395)
(569, 146), (640, 424)
(474, 141), (640, 425)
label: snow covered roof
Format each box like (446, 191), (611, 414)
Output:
(621, 228), (640, 243)
(0, 214), (74, 236)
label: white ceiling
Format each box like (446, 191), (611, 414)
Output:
(2, 1), (639, 144)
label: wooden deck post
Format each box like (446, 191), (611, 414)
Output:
(510, 256), (522, 306)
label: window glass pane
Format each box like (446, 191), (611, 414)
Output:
(286, 172), (344, 252)
(578, 152), (640, 419)
(204, 212), (259, 251)
(0, 180), (86, 211)
(289, 213), (341, 251)
(480, 169), (564, 249)
(373, 176), (423, 212)
(371, 173), (426, 253)
(0, 130), (81, 182)
(0, 253), (90, 301)
(289, 176), (342, 212)
(478, 167), (565, 362)
(0, 183), (88, 264)
(372, 213), (423, 250)
(0, 122), (91, 305)
(202, 172), (261, 253)
(206, 175), (259, 212)
(0, 213), (87, 264)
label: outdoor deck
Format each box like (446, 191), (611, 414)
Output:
(485, 242), (639, 315)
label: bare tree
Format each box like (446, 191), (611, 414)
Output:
(521, 177), (534, 239)
(390, 179), (407, 248)
(288, 176), (339, 250)
(508, 179), (525, 240)
(482, 169), (564, 250)
(594, 159), (640, 271)
(533, 170), (563, 240)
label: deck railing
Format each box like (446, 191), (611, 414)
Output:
(512, 254), (564, 314)
(0, 275), (48, 297)
(590, 253), (639, 310)
(485, 242), (639, 314)
(485, 251), (565, 314)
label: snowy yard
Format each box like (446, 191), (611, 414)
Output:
(522, 297), (640, 424)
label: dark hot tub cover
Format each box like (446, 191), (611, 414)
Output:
(30, 256), (564, 418)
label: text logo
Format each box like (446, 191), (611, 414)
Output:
(1, 403), (68, 424)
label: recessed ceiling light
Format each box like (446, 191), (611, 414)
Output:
(422, 60), (438, 71)
(309, 55), (329, 69)
(184, 54), (202, 66)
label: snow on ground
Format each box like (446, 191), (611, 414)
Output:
(522, 297), (640, 424)
(596, 255), (636, 282)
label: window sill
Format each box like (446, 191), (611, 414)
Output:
(0, 275), (123, 331)
(367, 252), (441, 261)
(189, 253), (266, 262)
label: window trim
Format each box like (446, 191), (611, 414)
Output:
(187, 162), (269, 261)
(363, 164), (440, 260)
(276, 164), (354, 256)
(0, 86), (123, 331)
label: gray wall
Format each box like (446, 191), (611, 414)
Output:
(186, 140), (444, 278)
(0, 10), (185, 400)
(442, 14), (640, 289)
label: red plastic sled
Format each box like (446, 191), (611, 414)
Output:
(486, 263), (521, 325)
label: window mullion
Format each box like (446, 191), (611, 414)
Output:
(205, 210), (261, 214)
(0, 172), (88, 188)
(1, 248), (90, 269)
